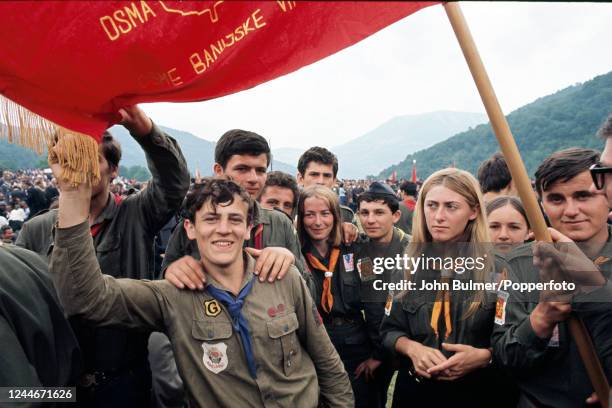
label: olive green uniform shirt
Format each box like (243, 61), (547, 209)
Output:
(0, 243), (80, 389)
(355, 228), (410, 361)
(491, 229), (612, 408)
(14, 122), (190, 376)
(51, 221), (353, 408)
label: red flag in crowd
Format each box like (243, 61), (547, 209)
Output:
(411, 160), (417, 183)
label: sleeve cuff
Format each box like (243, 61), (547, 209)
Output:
(383, 331), (406, 357)
(54, 220), (90, 248)
(515, 315), (550, 350)
(372, 346), (386, 362)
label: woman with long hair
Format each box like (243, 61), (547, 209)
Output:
(381, 168), (516, 407)
(486, 196), (531, 254)
(297, 185), (382, 408)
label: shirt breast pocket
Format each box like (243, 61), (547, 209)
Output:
(267, 312), (300, 377)
(402, 301), (433, 340)
(192, 320), (233, 342)
(341, 272), (362, 309)
(96, 234), (122, 277)
(464, 299), (496, 347)
(192, 320), (234, 374)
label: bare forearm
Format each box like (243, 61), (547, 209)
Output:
(395, 336), (417, 356)
(58, 190), (89, 228)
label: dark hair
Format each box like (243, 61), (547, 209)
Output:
(598, 114), (612, 140)
(258, 171), (299, 209)
(214, 129), (271, 169)
(534, 148), (600, 196)
(357, 192), (399, 213)
(182, 177), (257, 225)
(1, 225), (12, 234)
(399, 181), (417, 196)
(485, 196), (530, 228)
(100, 131), (122, 170)
(297, 146), (338, 178)
(477, 152), (511, 194)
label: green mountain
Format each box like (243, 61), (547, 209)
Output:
(377, 71), (612, 180)
(0, 137), (45, 169)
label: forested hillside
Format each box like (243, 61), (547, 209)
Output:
(378, 71), (612, 179)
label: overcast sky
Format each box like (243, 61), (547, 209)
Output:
(141, 2), (612, 150)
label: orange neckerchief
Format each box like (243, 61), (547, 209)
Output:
(306, 247), (340, 314)
(430, 276), (452, 340)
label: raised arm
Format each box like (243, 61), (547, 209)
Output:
(120, 106), (190, 234)
(49, 153), (166, 331)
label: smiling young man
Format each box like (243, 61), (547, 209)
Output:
(50, 174), (353, 408)
(354, 182), (410, 408)
(162, 130), (307, 290)
(492, 148), (612, 407)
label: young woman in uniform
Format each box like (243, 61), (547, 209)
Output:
(381, 168), (517, 407)
(297, 185), (382, 408)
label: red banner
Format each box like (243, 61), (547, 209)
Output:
(0, 1), (437, 140)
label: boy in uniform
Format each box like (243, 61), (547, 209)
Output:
(50, 173), (353, 408)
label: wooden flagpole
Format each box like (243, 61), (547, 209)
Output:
(443, 2), (609, 406)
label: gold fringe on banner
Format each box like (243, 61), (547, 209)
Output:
(0, 95), (100, 186)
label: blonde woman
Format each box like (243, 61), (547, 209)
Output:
(297, 186), (381, 408)
(380, 168), (516, 407)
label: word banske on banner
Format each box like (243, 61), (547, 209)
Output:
(0, 1), (437, 181)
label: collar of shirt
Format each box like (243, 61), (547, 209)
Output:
(91, 192), (121, 226)
(204, 252), (257, 294)
(253, 201), (270, 227)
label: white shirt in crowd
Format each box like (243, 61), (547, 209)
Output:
(8, 208), (26, 222)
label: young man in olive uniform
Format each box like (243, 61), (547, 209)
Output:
(297, 146), (355, 224)
(162, 130), (306, 289)
(15, 105), (190, 407)
(492, 148), (612, 407)
(354, 182), (410, 407)
(50, 175), (353, 408)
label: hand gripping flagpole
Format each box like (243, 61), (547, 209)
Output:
(444, 2), (609, 406)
